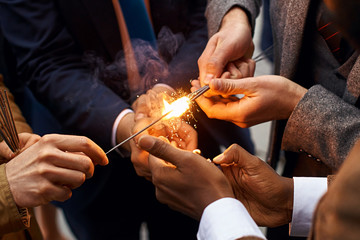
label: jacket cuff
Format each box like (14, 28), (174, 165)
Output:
(0, 164), (29, 236)
(281, 85), (360, 169)
(206, 0), (261, 36)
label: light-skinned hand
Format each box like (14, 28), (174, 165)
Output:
(131, 117), (197, 180)
(198, 7), (254, 96)
(214, 144), (294, 227)
(5, 134), (108, 208)
(192, 75), (307, 127)
(138, 135), (233, 220)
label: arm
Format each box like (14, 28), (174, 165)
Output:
(197, 0), (261, 87)
(161, 0), (208, 91)
(282, 85), (360, 169)
(0, 0), (129, 150)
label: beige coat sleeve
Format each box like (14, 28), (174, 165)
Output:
(0, 164), (30, 236)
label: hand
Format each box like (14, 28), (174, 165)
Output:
(5, 134), (108, 208)
(138, 135), (234, 220)
(213, 144), (293, 227)
(132, 84), (175, 121)
(221, 58), (256, 80)
(192, 75), (307, 127)
(198, 7), (254, 93)
(0, 133), (41, 163)
(131, 117), (198, 180)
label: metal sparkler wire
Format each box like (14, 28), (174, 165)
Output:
(105, 86), (211, 155)
(0, 90), (20, 153)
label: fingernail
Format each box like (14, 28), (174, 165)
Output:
(204, 74), (214, 84)
(213, 153), (224, 163)
(138, 136), (155, 150)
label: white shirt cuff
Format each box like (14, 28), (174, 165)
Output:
(111, 109), (134, 156)
(290, 177), (327, 237)
(197, 198), (265, 240)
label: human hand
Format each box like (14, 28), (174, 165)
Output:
(220, 58), (256, 80)
(132, 84), (175, 121)
(213, 144), (293, 227)
(0, 133), (40, 163)
(130, 117), (198, 180)
(198, 7), (254, 93)
(5, 134), (108, 208)
(138, 135), (234, 220)
(192, 75), (307, 127)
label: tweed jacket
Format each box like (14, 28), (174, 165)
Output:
(0, 75), (42, 239)
(206, 0), (360, 170)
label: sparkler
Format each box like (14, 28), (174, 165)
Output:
(105, 85), (210, 155)
(0, 90), (20, 154)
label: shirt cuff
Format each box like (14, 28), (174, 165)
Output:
(111, 109), (134, 156)
(0, 164), (29, 235)
(290, 177), (327, 237)
(197, 198), (265, 240)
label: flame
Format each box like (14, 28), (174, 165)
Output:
(162, 96), (191, 119)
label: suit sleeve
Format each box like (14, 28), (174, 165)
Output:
(206, 0), (262, 37)
(0, 0), (130, 149)
(281, 85), (360, 170)
(162, 0), (208, 91)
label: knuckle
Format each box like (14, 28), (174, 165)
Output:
(78, 136), (91, 148)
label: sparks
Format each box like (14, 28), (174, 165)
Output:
(162, 96), (191, 119)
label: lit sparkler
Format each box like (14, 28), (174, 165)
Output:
(105, 85), (209, 155)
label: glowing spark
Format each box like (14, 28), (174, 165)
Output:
(162, 97), (191, 119)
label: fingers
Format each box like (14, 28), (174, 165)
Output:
(41, 134), (108, 166)
(210, 77), (255, 96)
(198, 37), (217, 84)
(213, 144), (257, 166)
(49, 151), (95, 179)
(138, 135), (186, 167)
(41, 165), (86, 189)
(133, 94), (151, 120)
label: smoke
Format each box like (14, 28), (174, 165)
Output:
(84, 26), (185, 103)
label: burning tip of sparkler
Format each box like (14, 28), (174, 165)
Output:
(162, 96), (191, 120)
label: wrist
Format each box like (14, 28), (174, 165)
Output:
(116, 112), (135, 152)
(285, 177), (294, 223)
(221, 7), (251, 31)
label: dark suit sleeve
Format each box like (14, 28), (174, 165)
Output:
(162, 0), (208, 91)
(0, 0), (130, 149)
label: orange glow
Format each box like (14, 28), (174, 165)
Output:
(162, 97), (191, 119)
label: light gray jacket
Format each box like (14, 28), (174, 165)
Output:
(206, 0), (360, 169)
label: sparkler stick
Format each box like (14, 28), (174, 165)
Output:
(105, 86), (210, 155)
(0, 90), (20, 153)
(106, 110), (173, 154)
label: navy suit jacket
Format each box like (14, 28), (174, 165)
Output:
(0, 0), (207, 150)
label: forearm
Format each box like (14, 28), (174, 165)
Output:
(282, 85), (360, 170)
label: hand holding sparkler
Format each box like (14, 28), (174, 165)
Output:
(192, 75), (307, 128)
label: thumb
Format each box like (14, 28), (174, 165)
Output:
(210, 78), (253, 96)
(138, 135), (183, 167)
(213, 144), (256, 167)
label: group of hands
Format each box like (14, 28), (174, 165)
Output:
(4, 7), (306, 228)
(122, 7), (307, 227)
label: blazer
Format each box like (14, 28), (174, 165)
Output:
(206, 0), (360, 170)
(0, 0), (208, 150)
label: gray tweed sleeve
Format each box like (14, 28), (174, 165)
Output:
(282, 85), (360, 170)
(206, 0), (261, 37)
